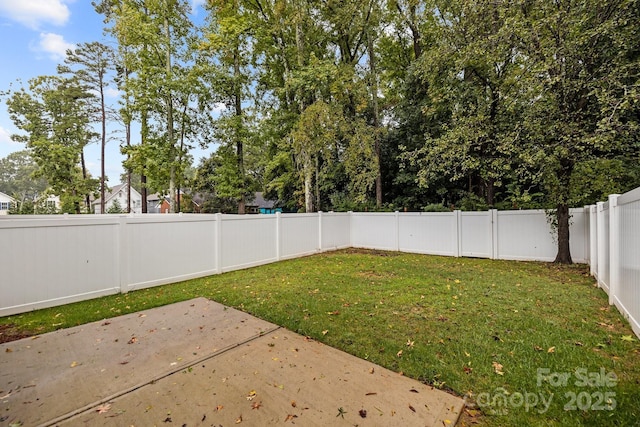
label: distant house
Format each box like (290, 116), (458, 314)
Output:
(0, 191), (16, 215)
(147, 191), (202, 213)
(246, 192), (282, 214)
(92, 183), (142, 214)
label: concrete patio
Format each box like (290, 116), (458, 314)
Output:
(0, 298), (464, 426)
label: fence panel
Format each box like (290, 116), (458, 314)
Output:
(459, 212), (492, 258)
(616, 188), (640, 337)
(0, 218), (120, 316)
(398, 212), (457, 256)
(280, 213), (319, 259)
(320, 212), (351, 250)
(124, 215), (218, 291)
(351, 213), (397, 250)
(219, 215), (277, 272)
(597, 202), (611, 293)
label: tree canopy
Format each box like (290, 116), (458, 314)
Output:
(1, 0), (638, 262)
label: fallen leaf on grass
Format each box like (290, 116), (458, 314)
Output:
(322, 330), (329, 336)
(534, 345), (543, 351)
(95, 403), (111, 414)
(492, 361), (504, 375)
(463, 366), (473, 374)
(547, 346), (556, 353)
(406, 339), (415, 348)
(327, 311), (340, 315)
(396, 350), (403, 358)
(621, 335), (635, 342)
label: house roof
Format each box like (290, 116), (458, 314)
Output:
(93, 184), (141, 205)
(248, 192), (275, 209)
(0, 191), (16, 202)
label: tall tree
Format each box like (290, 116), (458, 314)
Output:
(4, 76), (98, 213)
(0, 150), (48, 213)
(58, 41), (115, 214)
(519, 0), (640, 263)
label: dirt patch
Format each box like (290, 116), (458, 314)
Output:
(0, 324), (33, 344)
(343, 248), (402, 257)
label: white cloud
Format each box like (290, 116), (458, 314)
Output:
(0, 126), (15, 145)
(105, 87), (121, 98)
(0, 0), (70, 29)
(35, 32), (75, 61)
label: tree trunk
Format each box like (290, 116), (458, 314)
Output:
(554, 203), (572, 264)
(368, 30), (383, 208)
(100, 77), (106, 215)
(554, 158), (574, 264)
(80, 150), (91, 213)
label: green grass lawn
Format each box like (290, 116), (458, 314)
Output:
(1, 249), (638, 426)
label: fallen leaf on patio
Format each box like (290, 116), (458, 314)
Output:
(369, 367), (375, 374)
(443, 419), (452, 425)
(359, 409), (367, 418)
(95, 403), (111, 414)
(5, 348), (12, 353)
(547, 346), (555, 353)
(409, 404), (416, 412)
(409, 388), (419, 393)
(284, 414), (297, 422)
(163, 416), (172, 422)
(128, 337), (137, 344)
(235, 415), (242, 423)
(8, 422), (23, 427)
(138, 314), (146, 318)
(215, 405), (224, 411)
(492, 361), (504, 375)
(396, 350), (403, 357)
(251, 401), (262, 410)
(365, 392), (377, 396)
(291, 400), (297, 407)
(119, 361), (129, 365)
(70, 361), (79, 368)
(246, 390), (257, 400)
(621, 335), (635, 342)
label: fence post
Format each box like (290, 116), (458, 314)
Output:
(454, 210), (461, 257)
(596, 202), (606, 288)
(276, 211), (282, 261)
(215, 213), (222, 273)
(118, 216), (129, 294)
(608, 195), (620, 306)
(589, 205), (598, 277)
(491, 209), (498, 260)
(318, 211), (323, 252)
(395, 211), (400, 252)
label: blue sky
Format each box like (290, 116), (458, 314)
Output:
(0, 0), (210, 185)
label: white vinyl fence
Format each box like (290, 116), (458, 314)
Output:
(1, 198), (638, 339)
(588, 188), (640, 339)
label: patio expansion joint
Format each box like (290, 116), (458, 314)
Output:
(38, 325), (282, 427)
